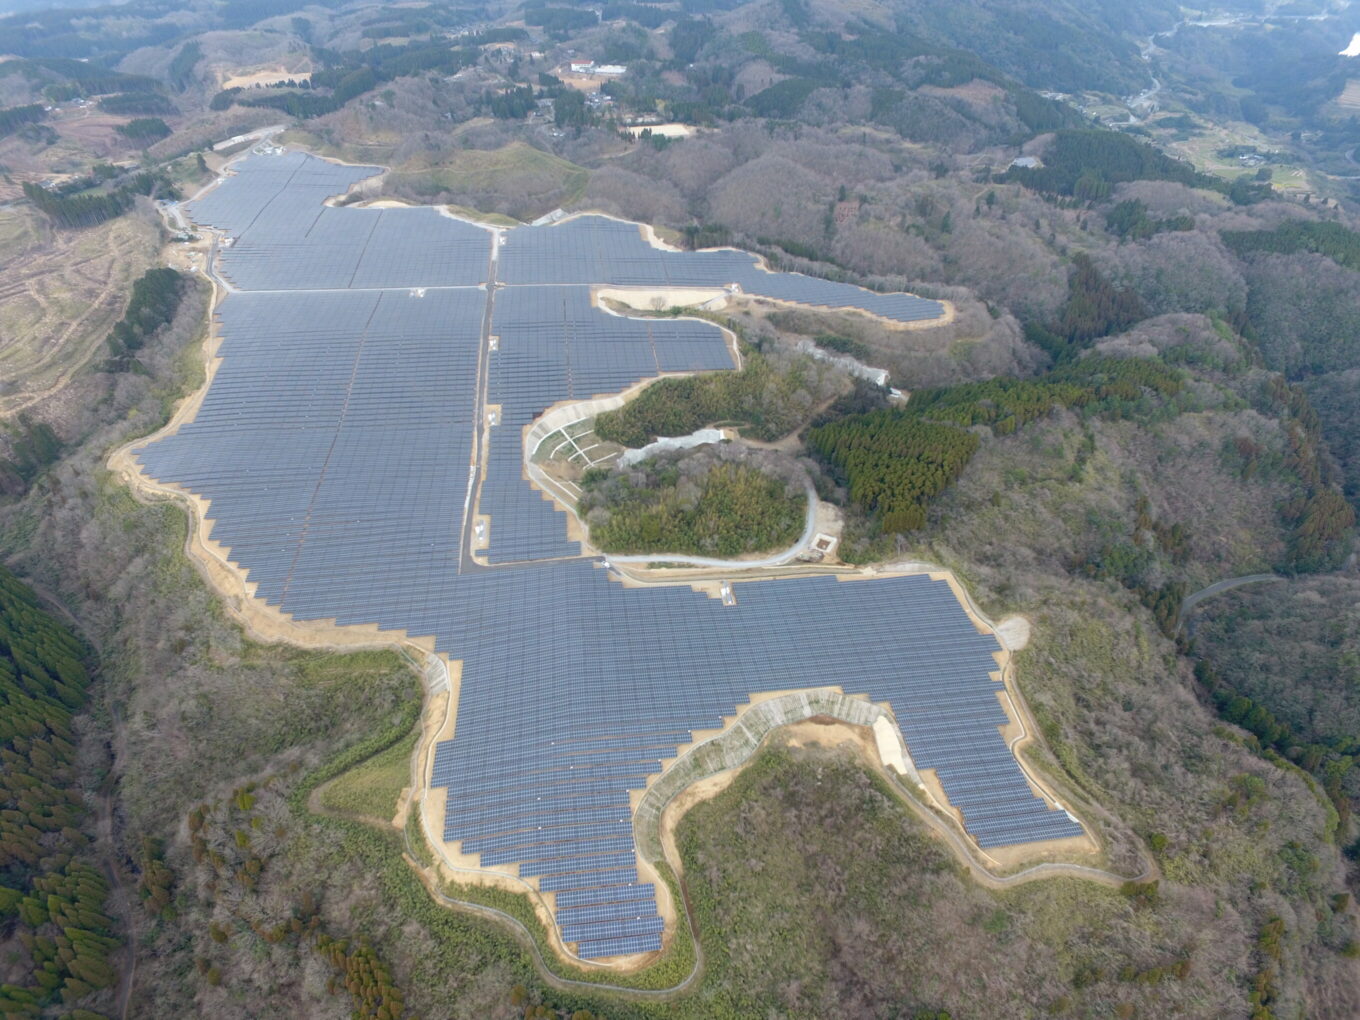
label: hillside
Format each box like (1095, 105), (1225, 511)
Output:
(2, 0), (1360, 1016)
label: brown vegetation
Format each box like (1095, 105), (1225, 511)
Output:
(0, 206), (158, 417)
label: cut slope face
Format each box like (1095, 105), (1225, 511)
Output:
(131, 150), (1082, 962)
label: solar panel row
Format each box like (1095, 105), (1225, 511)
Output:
(479, 286), (731, 564)
(136, 150), (1083, 961)
(136, 288), (483, 612)
(498, 215), (946, 323)
(188, 151), (379, 237)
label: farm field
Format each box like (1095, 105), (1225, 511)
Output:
(1161, 119), (1315, 192)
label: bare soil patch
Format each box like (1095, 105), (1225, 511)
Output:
(220, 67), (313, 90)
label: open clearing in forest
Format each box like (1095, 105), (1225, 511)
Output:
(220, 67), (313, 89)
(0, 208), (158, 417)
(385, 141), (590, 208)
(1164, 120), (1313, 192)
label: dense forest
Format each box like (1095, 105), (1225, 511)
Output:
(0, 418), (62, 497)
(911, 356), (1184, 428)
(1222, 220), (1360, 273)
(21, 171), (174, 230)
(0, 566), (118, 1017)
(810, 356), (1184, 537)
(114, 117), (171, 145)
(0, 57), (158, 100)
(1080, 496), (1190, 637)
(97, 92), (177, 116)
(1024, 255), (1150, 362)
(594, 345), (840, 447)
(0, 104), (43, 138)
(103, 268), (187, 374)
(809, 414), (978, 534)
(1194, 572), (1360, 837)
(579, 452), (806, 557)
(166, 42), (201, 92)
(1006, 129), (1228, 201)
(21, 183), (134, 230)
(1262, 378), (1355, 573)
(1105, 199), (1193, 242)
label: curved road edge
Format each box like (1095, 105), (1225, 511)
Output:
(608, 477), (820, 569)
(1177, 573), (1284, 632)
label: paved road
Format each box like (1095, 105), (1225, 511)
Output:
(1177, 573), (1283, 631)
(210, 123), (286, 152)
(456, 229), (502, 575)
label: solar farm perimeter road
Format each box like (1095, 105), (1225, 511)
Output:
(131, 150), (1086, 963)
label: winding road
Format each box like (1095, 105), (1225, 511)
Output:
(1177, 573), (1284, 632)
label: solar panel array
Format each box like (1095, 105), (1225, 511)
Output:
(136, 288), (484, 619)
(187, 151), (378, 236)
(430, 562), (1083, 958)
(189, 151), (492, 291)
(482, 287), (732, 564)
(136, 151), (1082, 962)
(498, 215), (946, 323)
(218, 206), (494, 292)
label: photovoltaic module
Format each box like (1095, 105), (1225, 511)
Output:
(135, 151), (1082, 960)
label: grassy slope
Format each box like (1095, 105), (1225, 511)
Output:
(318, 730), (416, 821)
(281, 128), (590, 220)
(384, 141), (589, 218)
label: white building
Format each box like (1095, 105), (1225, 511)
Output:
(569, 61), (626, 76)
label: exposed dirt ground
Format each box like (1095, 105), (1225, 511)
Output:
(219, 68), (313, 90)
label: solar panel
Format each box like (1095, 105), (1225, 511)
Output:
(136, 151), (1083, 961)
(497, 215), (945, 323)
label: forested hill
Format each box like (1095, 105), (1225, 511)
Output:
(0, 566), (122, 1018)
(8, 0), (1360, 1014)
(891, 0), (1181, 93)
